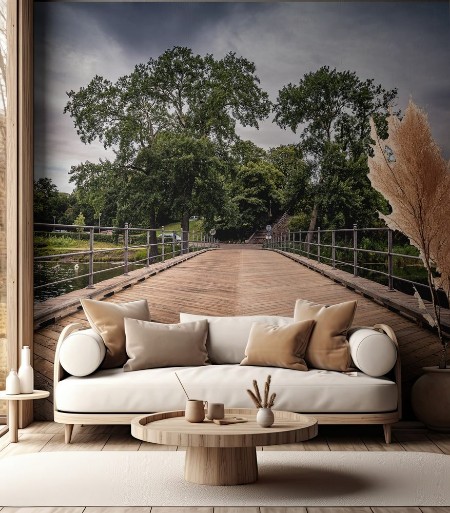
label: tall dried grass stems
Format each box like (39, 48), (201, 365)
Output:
(368, 100), (450, 367)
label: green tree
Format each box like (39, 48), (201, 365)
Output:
(229, 161), (284, 232)
(274, 66), (397, 233)
(73, 212), (85, 238)
(65, 46), (271, 251)
(152, 132), (224, 238)
(267, 144), (310, 215)
(33, 178), (73, 228)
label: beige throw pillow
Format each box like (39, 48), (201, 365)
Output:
(294, 299), (357, 371)
(240, 320), (315, 371)
(124, 318), (209, 371)
(81, 298), (150, 369)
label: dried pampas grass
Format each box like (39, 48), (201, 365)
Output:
(368, 99), (450, 366)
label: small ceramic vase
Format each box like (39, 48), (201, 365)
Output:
(257, 407), (274, 428)
(6, 369), (21, 395)
(18, 346), (34, 394)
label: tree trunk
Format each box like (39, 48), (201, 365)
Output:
(306, 203), (319, 252)
(149, 209), (158, 262)
(181, 211), (190, 254)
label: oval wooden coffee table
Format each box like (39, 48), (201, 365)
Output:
(131, 408), (318, 485)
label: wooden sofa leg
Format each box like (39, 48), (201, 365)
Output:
(383, 424), (392, 444)
(65, 424), (74, 444)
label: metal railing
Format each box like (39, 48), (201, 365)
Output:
(34, 222), (218, 295)
(264, 224), (430, 295)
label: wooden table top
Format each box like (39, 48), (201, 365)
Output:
(0, 390), (50, 401)
(131, 408), (318, 448)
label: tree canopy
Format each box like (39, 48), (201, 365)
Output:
(275, 66), (397, 231)
(64, 46), (271, 247)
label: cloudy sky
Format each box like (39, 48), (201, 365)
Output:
(35, 1), (450, 193)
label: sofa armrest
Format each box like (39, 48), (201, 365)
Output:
(54, 323), (84, 383)
(348, 325), (398, 376)
(348, 323), (401, 418)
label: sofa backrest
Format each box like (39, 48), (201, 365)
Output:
(179, 313), (294, 364)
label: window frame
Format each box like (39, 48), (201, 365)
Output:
(6, 0), (33, 427)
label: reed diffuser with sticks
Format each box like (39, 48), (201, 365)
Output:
(246, 375), (275, 427)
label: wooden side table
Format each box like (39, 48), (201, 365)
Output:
(0, 390), (50, 443)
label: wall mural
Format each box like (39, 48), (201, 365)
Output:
(33, 2), (449, 420)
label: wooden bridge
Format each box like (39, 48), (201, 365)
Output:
(33, 247), (444, 421)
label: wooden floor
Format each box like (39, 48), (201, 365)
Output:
(1, 421), (449, 511)
(33, 248), (443, 420)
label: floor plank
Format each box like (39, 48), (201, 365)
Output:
(260, 508), (307, 513)
(425, 432), (450, 455)
(362, 437), (405, 452)
(306, 508), (372, 513)
(102, 434), (142, 451)
(372, 509), (423, 513)
(40, 433), (109, 452)
(152, 509), (213, 513)
(214, 509), (259, 513)
(1, 509), (84, 513)
(0, 433), (54, 459)
(85, 509), (150, 513)
(392, 432), (444, 453)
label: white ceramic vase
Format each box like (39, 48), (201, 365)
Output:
(5, 369), (21, 395)
(256, 408), (274, 428)
(18, 346), (34, 394)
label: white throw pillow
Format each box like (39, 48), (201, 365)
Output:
(59, 329), (106, 377)
(348, 327), (397, 377)
(179, 313), (294, 364)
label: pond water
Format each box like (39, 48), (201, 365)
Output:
(34, 261), (146, 302)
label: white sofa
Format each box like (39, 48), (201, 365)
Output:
(53, 315), (401, 444)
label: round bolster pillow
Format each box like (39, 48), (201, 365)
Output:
(348, 328), (397, 377)
(59, 329), (106, 377)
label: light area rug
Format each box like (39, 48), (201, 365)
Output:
(0, 451), (449, 506)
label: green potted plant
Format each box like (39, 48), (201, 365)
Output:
(368, 100), (450, 430)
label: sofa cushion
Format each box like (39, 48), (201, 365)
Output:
(123, 318), (208, 371)
(81, 298), (150, 369)
(179, 313), (294, 364)
(59, 329), (106, 377)
(348, 327), (397, 377)
(294, 299), (357, 371)
(240, 320), (315, 371)
(55, 364), (398, 414)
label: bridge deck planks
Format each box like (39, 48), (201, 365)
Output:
(33, 248), (444, 420)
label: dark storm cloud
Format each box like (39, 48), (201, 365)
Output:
(34, 2), (450, 192)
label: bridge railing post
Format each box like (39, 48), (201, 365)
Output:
(146, 229), (150, 267)
(388, 228), (394, 290)
(124, 223), (129, 275)
(332, 229), (336, 269)
(353, 223), (358, 277)
(287, 230), (291, 252)
(161, 226), (165, 262)
(87, 227), (95, 288)
(306, 232), (310, 259)
(299, 230), (302, 255)
(317, 227), (321, 263)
